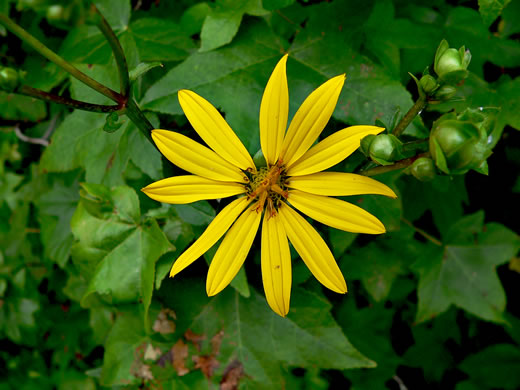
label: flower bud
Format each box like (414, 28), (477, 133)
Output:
(368, 134), (402, 166)
(410, 157), (436, 181)
(433, 85), (457, 101)
(360, 134), (377, 157)
(0, 67), (20, 92)
(434, 40), (471, 84)
(46, 5), (66, 22)
(419, 75), (438, 94)
(429, 118), (491, 175)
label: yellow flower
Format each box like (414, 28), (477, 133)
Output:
(142, 55), (396, 317)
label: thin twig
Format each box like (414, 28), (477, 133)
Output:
(359, 152), (431, 176)
(14, 126), (49, 146)
(392, 375), (408, 390)
(18, 85), (120, 113)
(42, 114), (59, 140)
(401, 217), (443, 246)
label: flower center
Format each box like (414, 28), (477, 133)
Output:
(245, 162), (288, 216)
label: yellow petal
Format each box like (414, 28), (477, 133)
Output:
(142, 175), (246, 204)
(287, 125), (384, 175)
(278, 203), (347, 294)
(288, 190), (386, 234)
(170, 197), (251, 278)
(260, 55), (289, 166)
(206, 205), (262, 296)
(261, 213), (291, 317)
(287, 172), (397, 198)
(178, 90), (255, 171)
(279, 74), (345, 167)
(152, 130), (247, 183)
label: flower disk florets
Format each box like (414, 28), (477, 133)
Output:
(245, 162), (288, 216)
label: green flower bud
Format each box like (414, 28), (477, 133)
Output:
(369, 134), (402, 166)
(410, 157), (436, 181)
(429, 119), (491, 175)
(0, 67), (20, 92)
(434, 40), (471, 84)
(433, 85), (457, 101)
(419, 75), (438, 94)
(360, 134), (377, 157)
(46, 5), (66, 22)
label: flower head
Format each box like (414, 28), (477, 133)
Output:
(142, 55), (396, 316)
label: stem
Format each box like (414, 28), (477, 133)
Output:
(89, 4), (130, 97)
(360, 152), (430, 176)
(124, 98), (154, 143)
(401, 139), (429, 155)
(401, 217), (442, 246)
(18, 85), (120, 113)
(0, 13), (121, 102)
(392, 94), (427, 138)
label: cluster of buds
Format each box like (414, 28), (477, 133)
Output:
(412, 40), (471, 102)
(429, 108), (494, 175)
(358, 39), (495, 180)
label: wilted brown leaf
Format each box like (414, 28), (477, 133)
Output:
(172, 339), (189, 376)
(153, 308), (176, 335)
(220, 360), (244, 390)
(211, 330), (224, 355)
(193, 354), (219, 378)
(184, 329), (205, 351)
(144, 343), (162, 361)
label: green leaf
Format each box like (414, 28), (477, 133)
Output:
(0, 92), (46, 121)
(143, 21), (284, 152)
(401, 175), (468, 235)
(445, 7), (520, 73)
(180, 2), (212, 36)
(478, 0), (511, 27)
(262, 0), (295, 11)
(361, 0), (440, 78)
(36, 178), (79, 267)
(100, 307), (148, 386)
(40, 110), (127, 186)
(155, 217), (195, 288)
(93, 0), (131, 30)
(3, 298), (39, 343)
(167, 282), (374, 388)
(199, 0), (268, 52)
(459, 344), (520, 389)
(289, 0), (424, 137)
(129, 62), (163, 82)
(337, 300), (401, 389)
(413, 222), (520, 323)
(329, 229), (357, 258)
(174, 201), (216, 226)
(341, 226), (419, 302)
(403, 309), (460, 381)
(41, 108), (161, 185)
(70, 186), (173, 324)
(129, 18), (195, 62)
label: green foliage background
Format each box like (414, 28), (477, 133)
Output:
(1, 0), (520, 388)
